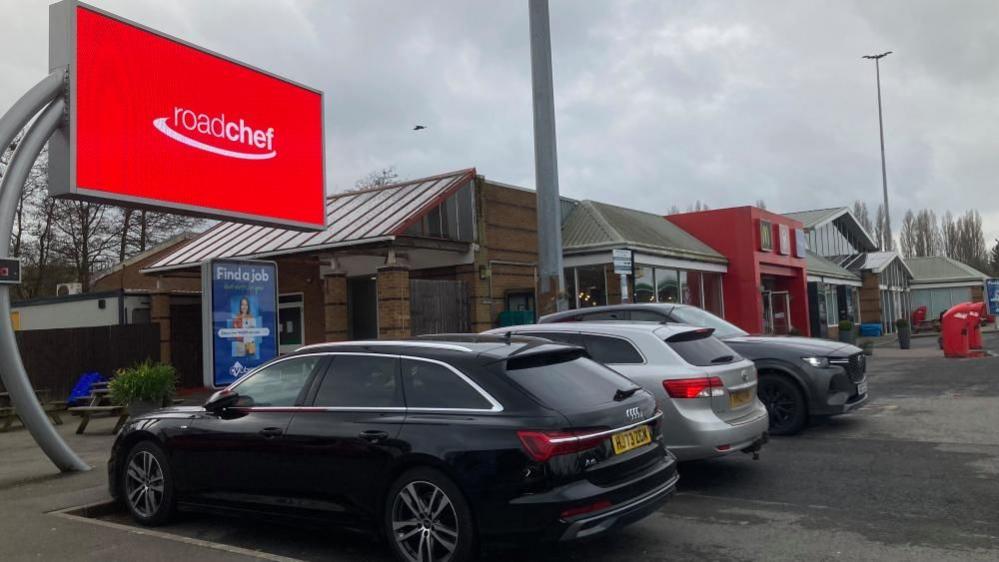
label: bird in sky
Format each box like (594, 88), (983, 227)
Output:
(413, 125), (427, 131)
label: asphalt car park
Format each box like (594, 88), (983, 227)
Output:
(5, 331), (996, 561)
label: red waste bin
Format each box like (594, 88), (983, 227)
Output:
(941, 303), (972, 358)
(968, 302), (986, 351)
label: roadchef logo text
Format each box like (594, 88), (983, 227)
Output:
(153, 107), (277, 160)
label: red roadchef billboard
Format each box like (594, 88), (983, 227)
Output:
(48, 1), (326, 230)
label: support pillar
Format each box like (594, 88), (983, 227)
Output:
(323, 272), (348, 342)
(377, 265), (410, 339)
(150, 293), (171, 363)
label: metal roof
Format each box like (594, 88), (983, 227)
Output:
(144, 168), (476, 272)
(844, 251), (913, 277)
(783, 206), (878, 252)
(783, 207), (846, 229)
(562, 200), (727, 263)
(906, 256), (989, 285)
(805, 250), (861, 283)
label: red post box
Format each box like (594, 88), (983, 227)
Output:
(941, 303), (972, 358)
(968, 302), (986, 351)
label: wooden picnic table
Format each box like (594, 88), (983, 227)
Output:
(68, 382), (126, 434)
(0, 389), (65, 431)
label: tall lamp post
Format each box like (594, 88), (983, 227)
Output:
(863, 51), (893, 251)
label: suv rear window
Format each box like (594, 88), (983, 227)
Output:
(505, 352), (634, 408)
(582, 334), (643, 364)
(666, 331), (741, 366)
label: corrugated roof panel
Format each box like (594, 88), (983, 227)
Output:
(144, 168), (476, 272)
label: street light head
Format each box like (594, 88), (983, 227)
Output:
(863, 51), (893, 60)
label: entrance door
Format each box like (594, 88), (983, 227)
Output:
(762, 291), (792, 335)
(348, 277), (378, 339)
(278, 294), (304, 355)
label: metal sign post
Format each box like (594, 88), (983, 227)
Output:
(613, 248), (633, 304)
(0, 71), (90, 472)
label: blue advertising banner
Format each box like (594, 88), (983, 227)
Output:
(203, 259), (278, 387)
(987, 279), (999, 317)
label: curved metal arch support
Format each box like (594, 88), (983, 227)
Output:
(0, 72), (90, 472)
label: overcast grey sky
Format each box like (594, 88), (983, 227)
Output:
(1, 0), (997, 243)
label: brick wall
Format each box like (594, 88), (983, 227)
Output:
(377, 266), (411, 338)
(274, 257), (325, 345)
(322, 273), (348, 342)
(858, 271), (882, 325)
(93, 237), (201, 293)
(474, 181), (540, 329)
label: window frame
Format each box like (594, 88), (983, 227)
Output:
(400, 357), (498, 412)
(227, 352), (329, 408)
(233, 352), (503, 414)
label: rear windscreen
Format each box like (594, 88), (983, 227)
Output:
(505, 354), (634, 408)
(667, 334), (741, 366)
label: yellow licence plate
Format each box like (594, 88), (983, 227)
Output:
(611, 425), (652, 455)
(730, 388), (753, 408)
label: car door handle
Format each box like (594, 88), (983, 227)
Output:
(259, 427), (284, 438)
(358, 430), (389, 442)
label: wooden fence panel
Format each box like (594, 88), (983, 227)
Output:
(9, 324), (161, 401)
(410, 280), (470, 336)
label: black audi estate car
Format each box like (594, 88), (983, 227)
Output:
(108, 338), (678, 562)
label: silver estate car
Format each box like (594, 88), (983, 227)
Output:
(484, 322), (769, 461)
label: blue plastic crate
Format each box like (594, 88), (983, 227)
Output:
(859, 323), (883, 337)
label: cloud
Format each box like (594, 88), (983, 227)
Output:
(0, 0), (996, 243)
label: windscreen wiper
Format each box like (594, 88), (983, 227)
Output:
(710, 355), (734, 364)
(613, 387), (641, 401)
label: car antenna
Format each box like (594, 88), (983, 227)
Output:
(504, 331), (512, 345)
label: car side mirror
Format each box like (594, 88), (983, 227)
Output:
(204, 389), (239, 412)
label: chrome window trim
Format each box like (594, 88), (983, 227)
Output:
(398, 354), (504, 413)
(226, 352), (330, 393)
(276, 351), (504, 413)
(295, 340), (473, 353)
(546, 411), (663, 444)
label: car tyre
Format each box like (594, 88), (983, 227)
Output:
(384, 467), (476, 562)
(758, 375), (807, 436)
(121, 440), (176, 526)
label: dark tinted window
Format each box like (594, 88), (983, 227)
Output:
(521, 331), (580, 346)
(314, 355), (402, 408)
(630, 310), (667, 322)
(401, 359), (491, 410)
(579, 310), (627, 321)
(505, 354), (636, 409)
(666, 333), (741, 366)
(233, 356), (321, 407)
(583, 335), (643, 364)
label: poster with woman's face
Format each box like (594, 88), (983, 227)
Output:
(229, 295), (261, 358)
(210, 260), (277, 387)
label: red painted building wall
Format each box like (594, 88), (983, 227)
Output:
(667, 207), (810, 336)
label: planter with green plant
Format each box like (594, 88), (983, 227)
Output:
(896, 318), (911, 350)
(109, 360), (178, 417)
(838, 320), (856, 345)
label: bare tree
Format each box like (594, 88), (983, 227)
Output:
(874, 204), (887, 251)
(852, 200), (874, 239)
(755, 199), (767, 210)
(899, 208), (941, 258)
(989, 239), (999, 277)
(940, 211), (958, 258)
(666, 205), (681, 215)
(52, 201), (123, 291)
(352, 166), (400, 192)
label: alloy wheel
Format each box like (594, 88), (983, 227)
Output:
(391, 480), (460, 562)
(125, 450), (165, 518)
(759, 381), (797, 429)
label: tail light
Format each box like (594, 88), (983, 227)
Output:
(663, 376), (725, 399)
(517, 429), (606, 462)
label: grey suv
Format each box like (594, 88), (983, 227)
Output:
(540, 304), (868, 435)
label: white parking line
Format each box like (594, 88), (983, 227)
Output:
(50, 501), (305, 562)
